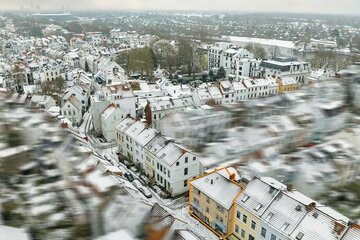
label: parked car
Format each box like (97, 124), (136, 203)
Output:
(139, 186), (152, 198)
(132, 179), (142, 189)
(124, 172), (135, 182)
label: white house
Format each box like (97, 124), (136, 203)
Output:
(61, 95), (82, 126)
(64, 52), (80, 68)
(115, 117), (202, 196)
(101, 104), (129, 142)
(144, 96), (194, 129)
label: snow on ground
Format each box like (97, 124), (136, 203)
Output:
(175, 206), (220, 240)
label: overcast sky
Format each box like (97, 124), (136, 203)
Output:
(2, 0), (360, 15)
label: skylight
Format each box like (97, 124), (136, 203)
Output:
(254, 204), (262, 211)
(241, 194), (249, 203)
(281, 222), (289, 231)
(265, 212), (274, 221)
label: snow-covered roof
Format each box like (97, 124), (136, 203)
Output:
(223, 36), (295, 49)
(133, 127), (158, 147)
(342, 226), (360, 240)
(125, 121), (146, 139)
(236, 177), (286, 216)
(290, 206), (349, 240)
(156, 142), (185, 166)
(115, 117), (136, 133)
(191, 168), (242, 210)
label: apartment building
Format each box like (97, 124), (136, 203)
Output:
(208, 42), (231, 70)
(208, 42), (256, 81)
(189, 168), (243, 239)
(259, 57), (311, 84)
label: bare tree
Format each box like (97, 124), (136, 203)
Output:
(245, 43), (267, 59)
(310, 51), (351, 71)
(268, 46), (281, 60)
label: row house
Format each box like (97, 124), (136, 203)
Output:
(144, 96), (194, 129)
(189, 167), (243, 239)
(190, 172), (356, 240)
(115, 117), (202, 196)
(243, 78), (277, 99)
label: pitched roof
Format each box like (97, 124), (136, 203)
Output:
(191, 168), (242, 210)
(236, 177), (286, 217)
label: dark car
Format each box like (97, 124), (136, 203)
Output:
(124, 172), (135, 182)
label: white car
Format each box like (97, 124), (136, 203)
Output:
(139, 186), (152, 198)
(132, 179), (142, 189)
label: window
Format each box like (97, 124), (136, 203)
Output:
(184, 180), (187, 187)
(270, 234), (276, 240)
(235, 225), (239, 233)
(249, 235), (255, 240)
(251, 221), (256, 230)
(241, 229), (245, 238)
(176, 162), (179, 166)
(193, 156), (196, 161)
(242, 194), (249, 203)
(296, 232), (304, 240)
(185, 157), (188, 163)
(261, 227), (266, 238)
(281, 222), (289, 231)
(242, 214), (247, 224)
(206, 196), (210, 203)
(236, 210), (241, 219)
(216, 214), (223, 223)
(266, 212), (274, 221)
(216, 204), (224, 213)
(206, 207), (209, 213)
(184, 167), (188, 175)
(254, 204), (262, 211)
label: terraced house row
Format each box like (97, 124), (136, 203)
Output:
(115, 117), (202, 197)
(188, 167), (360, 240)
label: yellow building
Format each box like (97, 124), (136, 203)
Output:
(188, 167), (244, 239)
(276, 76), (299, 93)
(231, 177), (285, 240)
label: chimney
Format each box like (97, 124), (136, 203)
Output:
(210, 179), (213, 185)
(287, 184), (293, 192)
(229, 173), (236, 181)
(305, 202), (316, 211)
